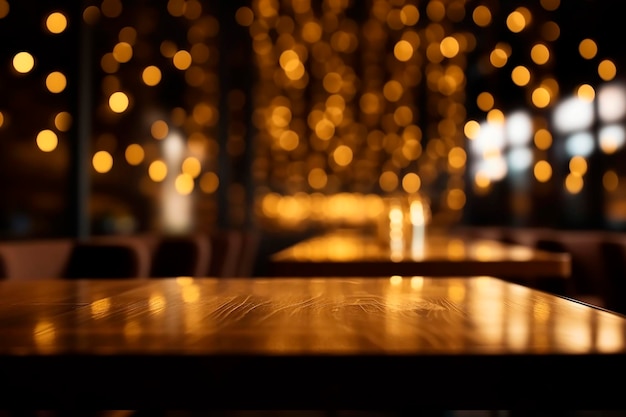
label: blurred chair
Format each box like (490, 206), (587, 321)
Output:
(64, 237), (150, 279)
(0, 238), (75, 280)
(207, 229), (244, 277)
(235, 230), (261, 277)
(454, 225), (507, 242)
(0, 252), (6, 279)
(535, 230), (608, 307)
(499, 226), (554, 247)
(149, 233), (212, 278)
(599, 236), (626, 315)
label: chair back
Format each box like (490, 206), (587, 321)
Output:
(0, 239), (74, 280)
(150, 234), (212, 278)
(64, 240), (144, 279)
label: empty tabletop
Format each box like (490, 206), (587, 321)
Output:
(269, 228), (571, 279)
(0, 276), (624, 409)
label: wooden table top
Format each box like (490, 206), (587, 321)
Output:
(269, 228), (571, 279)
(0, 276), (624, 409)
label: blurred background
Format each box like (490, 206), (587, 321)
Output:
(0, 0), (624, 244)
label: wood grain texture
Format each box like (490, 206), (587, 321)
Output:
(0, 276), (625, 409)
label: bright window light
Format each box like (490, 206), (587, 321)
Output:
(598, 82), (626, 123)
(599, 124), (626, 154)
(474, 156), (508, 181)
(507, 147), (533, 172)
(553, 96), (594, 134)
(506, 110), (533, 147)
(470, 121), (505, 155)
(565, 131), (595, 157)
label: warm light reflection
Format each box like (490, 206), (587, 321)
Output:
(447, 282), (466, 303)
(598, 59), (617, 81)
(530, 43), (550, 65)
(13, 51), (35, 73)
(472, 241), (506, 261)
(490, 47), (508, 68)
(113, 42), (133, 63)
(46, 71), (67, 93)
(91, 297), (111, 318)
(506, 10), (526, 33)
(410, 276), (424, 290)
(46, 12), (67, 34)
(565, 173), (584, 194)
(471, 5), (491, 27)
(125, 144), (144, 165)
(597, 315), (625, 352)
(0, 0), (9, 19)
(148, 160), (167, 182)
(440, 36), (459, 58)
(534, 128), (553, 150)
(109, 91), (129, 113)
(534, 160), (552, 182)
(468, 278), (503, 346)
(199, 171), (219, 193)
(409, 198), (426, 257)
(124, 320), (141, 341)
(389, 275), (403, 286)
(175, 173), (195, 195)
(36, 129), (58, 152)
(235, 6), (254, 26)
(603, 170), (619, 191)
(173, 50), (192, 70)
(553, 302), (592, 352)
(176, 276), (194, 286)
(506, 285), (531, 351)
(569, 156), (588, 176)
(151, 120), (169, 139)
(540, 0), (561, 11)
(54, 112), (72, 131)
(93, 150), (113, 173)
(388, 199), (406, 259)
(533, 299), (551, 322)
(511, 66), (531, 86)
(149, 294), (166, 314)
(508, 245), (533, 261)
(531, 87), (551, 108)
(576, 84), (595, 102)
(446, 238), (465, 260)
(182, 157), (202, 178)
(182, 283), (200, 303)
(464, 120), (480, 139)
(33, 320), (56, 351)
(142, 65), (162, 86)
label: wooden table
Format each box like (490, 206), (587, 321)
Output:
(0, 276), (625, 409)
(269, 228), (571, 281)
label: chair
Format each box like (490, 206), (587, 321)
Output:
(499, 226), (554, 247)
(234, 230), (261, 277)
(599, 237), (626, 315)
(63, 238), (147, 279)
(0, 238), (75, 280)
(535, 231), (608, 307)
(0, 252), (6, 279)
(207, 229), (244, 277)
(149, 234), (212, 278)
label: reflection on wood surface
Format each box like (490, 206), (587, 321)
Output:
(269, 229), (571, 278)
(0, 276), (622, 354)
